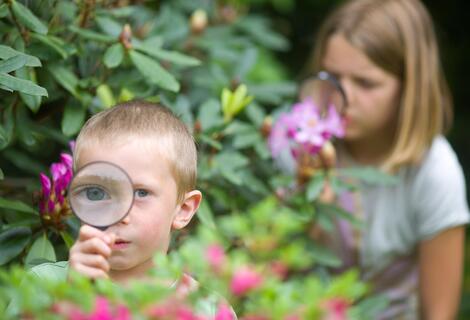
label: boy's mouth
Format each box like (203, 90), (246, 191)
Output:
(113, 239), (130, 249)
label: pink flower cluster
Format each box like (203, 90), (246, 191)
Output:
(268, 98), (344, 159)
(38, 142), (74, 229)
(52, 296), (130, 320)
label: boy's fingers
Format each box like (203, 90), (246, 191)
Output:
(70, 252), (110, 272)
(71, 263), (109, 280)
(76, 237), (112, 258)
(78, 225), (113, 244)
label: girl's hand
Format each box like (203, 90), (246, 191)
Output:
(68, 225), (115, 280)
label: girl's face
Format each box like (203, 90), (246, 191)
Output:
(322, 34), (401, 144)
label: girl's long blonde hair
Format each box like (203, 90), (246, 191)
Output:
(308, 0), (453, 172)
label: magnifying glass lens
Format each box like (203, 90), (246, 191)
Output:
(299, 71), (347, 117)
(69, 162), (134, 229)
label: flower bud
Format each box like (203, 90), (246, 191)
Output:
(190, 9), (208, 34)
(319, 140), (336, 169)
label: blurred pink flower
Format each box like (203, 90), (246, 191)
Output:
(206, 244), (226, 273)
(268, 98), (344, 159)
(230, 266), (263, 296)
(320, 297), (349, 320)
(215, 303), (235, 320)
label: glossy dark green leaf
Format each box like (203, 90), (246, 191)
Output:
(0, 4), (8, 18)
(0, 73), (48, 96)
(69, 25), (115, 43)
(135, 44), (201, 67)
(25, 234), (56, 266)
(0, 45), (41, 67)
(31, 33), (69, 58)
(60, 231), (75, 249)
(15, 67), (41, 112)
(0, 227), (31, 265)
(308, 243), (342, 267)
(11, 0), (48, 35)
(48, 64), (79, 96)
(197, 99), (223, 131)
(0, 168), (3, 180)
(62, 103), (86, 136)
(0, 124), (8, 150)
(0, 197), (38, 215)
(129, 50), (179, 92)
(2, 149), (47, 175)
(103, 43), (124, 68)
(0, 55), (27, 73)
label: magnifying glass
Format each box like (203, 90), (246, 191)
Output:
(68, 161), (134, 230)
(299, 71), (347, 117)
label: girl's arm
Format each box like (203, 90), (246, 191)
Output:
(418, 226), (466, 320)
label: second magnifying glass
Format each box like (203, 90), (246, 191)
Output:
(299, 71), (347, 117)
(68, 161), (134, 230)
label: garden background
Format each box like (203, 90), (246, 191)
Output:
(0, 0), (469, 319)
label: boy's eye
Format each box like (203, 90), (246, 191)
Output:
(134, 189), (149, 198)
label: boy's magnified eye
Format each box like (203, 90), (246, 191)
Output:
(75, 186), (110, 201)
(134, 189), (149, 198)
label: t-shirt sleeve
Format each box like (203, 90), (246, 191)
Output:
(412, 137), (470, 241)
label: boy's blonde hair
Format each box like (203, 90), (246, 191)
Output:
(308, 0), (453, 172)
(74, 100), (197, 203)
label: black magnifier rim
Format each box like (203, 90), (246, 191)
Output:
(301, 70), (348, 115)
(68, 160), (135, 229)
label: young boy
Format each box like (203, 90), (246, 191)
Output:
(67, 100), (202, 284)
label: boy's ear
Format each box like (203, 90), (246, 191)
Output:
(172, 190), (202, 230)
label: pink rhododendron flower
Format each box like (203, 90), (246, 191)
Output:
(206, 244), (226, 273)
(268, 98), (344, 159)
(215, 303), (235, 320)
(37, 144), (74, 230)
(230, 266), (263, 296)
(320, 297), (349, 320)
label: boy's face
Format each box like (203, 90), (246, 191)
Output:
(76, 139), (186, 275)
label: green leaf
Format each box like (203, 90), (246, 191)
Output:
(103, 43), (124, 68)
(306, 173), (325, 201)
(316, 202), (364, 229)
(197, 99), (223, 131)
(69, 25), (115, 43)
(136, 45), (201, 67)
(308, 243), (342, 267)
(31, 33), (69, 58)
(129, 50), (179, 92)
(25, 234), (56, 266)
(11, 0), (48, 34)
(197, 200), (216, 229)
(0, 4), (8, 18)
(48, 64), (79, 96)
(3, 149), (47, 175)
(0, 73), (47, 96)
(0, 227), (32, 265)
(0, 124), (8, 150)
(0, 168), (3, 180)
(337, 167), (399, 186)
(96, 84), (115, 108)
(60, 231), (75, 249)
(0, 45), (41, 67)
(15, 67), (41, 112)
(62, 103), (86, 136)
(0, 197), (38, 215)
(0, 55), (27, 73)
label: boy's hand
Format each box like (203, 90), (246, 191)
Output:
(69, 225), (115, 280)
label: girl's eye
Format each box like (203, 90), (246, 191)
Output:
(134, 189), (149, 198)
(355, 77), (377, 89)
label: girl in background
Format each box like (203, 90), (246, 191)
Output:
(305, 0), (469, 318)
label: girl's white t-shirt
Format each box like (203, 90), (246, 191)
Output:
(335, 135), (469, 319)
